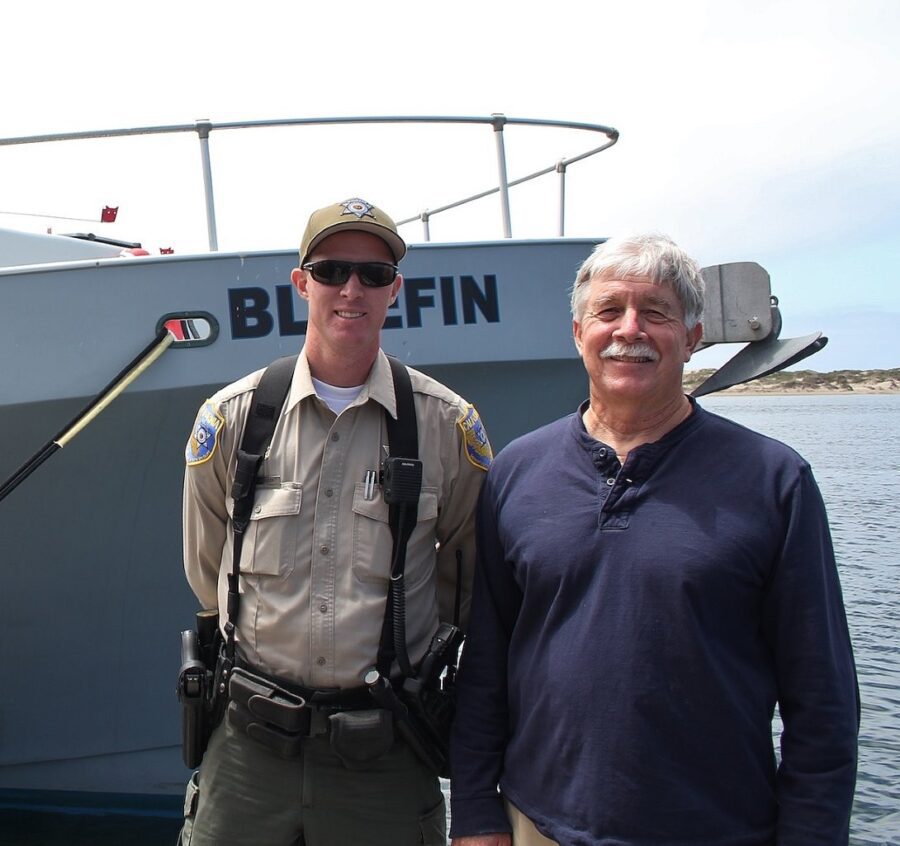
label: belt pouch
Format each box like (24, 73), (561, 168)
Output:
(228, 701), (306, 758)
(229, 667), (308, 732)
(227, 667), (310, 758)
(329, 709), (394, 769)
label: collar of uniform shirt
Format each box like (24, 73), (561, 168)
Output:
(285, 348), (398, 418)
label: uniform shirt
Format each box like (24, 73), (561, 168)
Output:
(183, 349), (490, 689)
(450, 401), (858, 846)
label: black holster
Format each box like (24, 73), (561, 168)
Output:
(177, 610), (226, 769)
(368, 621), (464, 777)
(399, 679), (456, 777)
(401, 622), (463, 777)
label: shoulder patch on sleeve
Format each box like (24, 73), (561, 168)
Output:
(457, 404), (492, 471)
(186, 401), (225, 466)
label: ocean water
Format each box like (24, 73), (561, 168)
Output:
(701, 394), (900, 846)
(3, 395), (897, 845)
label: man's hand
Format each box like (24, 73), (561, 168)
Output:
(451, 836), (512, 846)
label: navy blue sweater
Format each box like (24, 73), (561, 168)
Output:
(450, 402), (858, 846)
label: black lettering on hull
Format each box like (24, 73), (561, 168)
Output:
(461, 274), (499, 324)
(229, 287), (273, 339)
(403, 277), (436, 329)
(227, 274), (501, 339)
(440, 276), (458, 325)
(276, 285), (307, 336)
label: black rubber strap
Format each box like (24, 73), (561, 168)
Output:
(226, 355), (298, 659)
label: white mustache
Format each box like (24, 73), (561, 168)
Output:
(600, 341), (659, 361)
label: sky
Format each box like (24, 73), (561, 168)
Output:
(1, 0), (898, 372)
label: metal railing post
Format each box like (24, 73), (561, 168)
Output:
(556, 160), (567, 236)
(491, 114), (512, 238)
(195, 120), (219, 252)
(1, 115), (619, 248)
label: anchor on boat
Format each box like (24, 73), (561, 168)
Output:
(691, 261), (827, 397)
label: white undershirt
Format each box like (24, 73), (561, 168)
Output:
(311, 377), (365, 415)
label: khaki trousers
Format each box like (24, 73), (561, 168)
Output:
(179, 714), (445, 845)
(504, 798), (560, 846)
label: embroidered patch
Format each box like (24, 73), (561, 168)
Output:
(186, 401), (225, 466)
(457, 404), (492, 471)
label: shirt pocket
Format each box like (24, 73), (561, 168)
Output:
(238, 482), (302, 577)
(351, 485), (439, 586)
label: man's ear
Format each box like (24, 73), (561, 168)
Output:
(685, 322), (704, 361)
(291, 267), (309, 300)
(389, 274), (403, 305)
(573, 319), (584, 354)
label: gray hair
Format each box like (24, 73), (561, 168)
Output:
(570, 234), (705, 329)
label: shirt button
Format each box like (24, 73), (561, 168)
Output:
(316, 656), (326, 666)
(320, 545), (329, 555)
(606, 478), (615, 486)
(319, 604), (328, 613)
(325, 489), (333, 497)
(597, 448), (607, 458)
(253, 505), (261, 513)
(331, 432), (340, 442)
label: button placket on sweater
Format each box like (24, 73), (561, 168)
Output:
(591, 446), (619, 502)
(591, 445), (634, 529)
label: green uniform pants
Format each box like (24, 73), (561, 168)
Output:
(179, 713), (446, 845)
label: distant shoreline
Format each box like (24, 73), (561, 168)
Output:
(700, 389), (896, 397)
(683, 368), (900, 396)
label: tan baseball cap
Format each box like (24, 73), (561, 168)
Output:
(300, 198), (407, 264)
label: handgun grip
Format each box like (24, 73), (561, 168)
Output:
(178, 630), (206, 701)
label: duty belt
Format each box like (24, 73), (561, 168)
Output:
(227, 662), (375, 757)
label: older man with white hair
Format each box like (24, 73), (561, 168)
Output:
(449, 234), (859, 846)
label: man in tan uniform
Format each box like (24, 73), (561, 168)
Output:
(178, 198), (491, 845)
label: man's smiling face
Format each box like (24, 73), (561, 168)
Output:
(292, 230), (402, 366)
(573, 273), (702, 408)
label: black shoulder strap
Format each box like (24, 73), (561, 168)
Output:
(377, 357), (421, 677)
(230, 353), (298, 523)
(240, 355), (299, 458)
(225, 354), (298, 660)
(385, 356), (418, 460)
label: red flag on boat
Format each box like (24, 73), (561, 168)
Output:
(101, 206), (119, 223)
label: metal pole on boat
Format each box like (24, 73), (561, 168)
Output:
(420, 210), (431, 242)
(556, 160), (567, 236)
(0, 328), (175, 504)
(491, 114), (512, 238)
(196, 120), (219, 252)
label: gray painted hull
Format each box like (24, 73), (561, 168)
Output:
(0, 239), (594, 801)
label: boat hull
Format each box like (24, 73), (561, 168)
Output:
(0, 239), (594, 800)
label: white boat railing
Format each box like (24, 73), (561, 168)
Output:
(0, 114), (619, 251)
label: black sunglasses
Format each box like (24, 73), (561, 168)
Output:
(302, 260), (398, 288)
